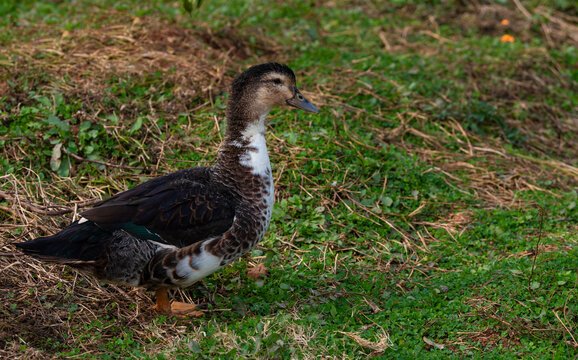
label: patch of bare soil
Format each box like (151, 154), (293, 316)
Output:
(197, 24), (281, 60)
(0, 15), (282, 117)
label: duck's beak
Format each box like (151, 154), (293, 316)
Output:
(287, 88), (319, 113)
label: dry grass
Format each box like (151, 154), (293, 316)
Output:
(337, 330), (393, 355)
(0, 1), (576, 358)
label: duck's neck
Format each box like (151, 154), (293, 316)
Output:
(216, 113), (271, 178)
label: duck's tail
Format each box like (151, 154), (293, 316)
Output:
(15, 221), (109, 265)
(15, 221), (157, 286)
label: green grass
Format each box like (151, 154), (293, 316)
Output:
(1, 0), (577, 358)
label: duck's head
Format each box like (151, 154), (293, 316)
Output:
(227, 63), (318, 123)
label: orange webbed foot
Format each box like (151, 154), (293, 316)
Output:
(170, 301), (204, 317)
(153, 288), (204, 317)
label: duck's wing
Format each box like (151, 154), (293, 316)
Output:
(81, 168), (238, 248)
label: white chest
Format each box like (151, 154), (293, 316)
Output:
(238, 118), (271, 177)
(239, 132), (275, 224)
(239, 135), (271, 177)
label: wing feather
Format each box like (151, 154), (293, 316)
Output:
(81, 168), (237, 248)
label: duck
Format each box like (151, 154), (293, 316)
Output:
(15, 62), (318, 316)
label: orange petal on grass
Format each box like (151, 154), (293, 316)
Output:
(501, 19), (509, 26)
(500, 34), (515, 43)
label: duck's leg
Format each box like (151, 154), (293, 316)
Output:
(153, 288), (171, 313)
(152, 288), (204, 317)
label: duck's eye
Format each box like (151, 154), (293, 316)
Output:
(272, 78), (282, 85)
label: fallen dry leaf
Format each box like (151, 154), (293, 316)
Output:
(247, 263), (268, 279)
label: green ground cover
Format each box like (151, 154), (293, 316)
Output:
(1, 0), (577, 358)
